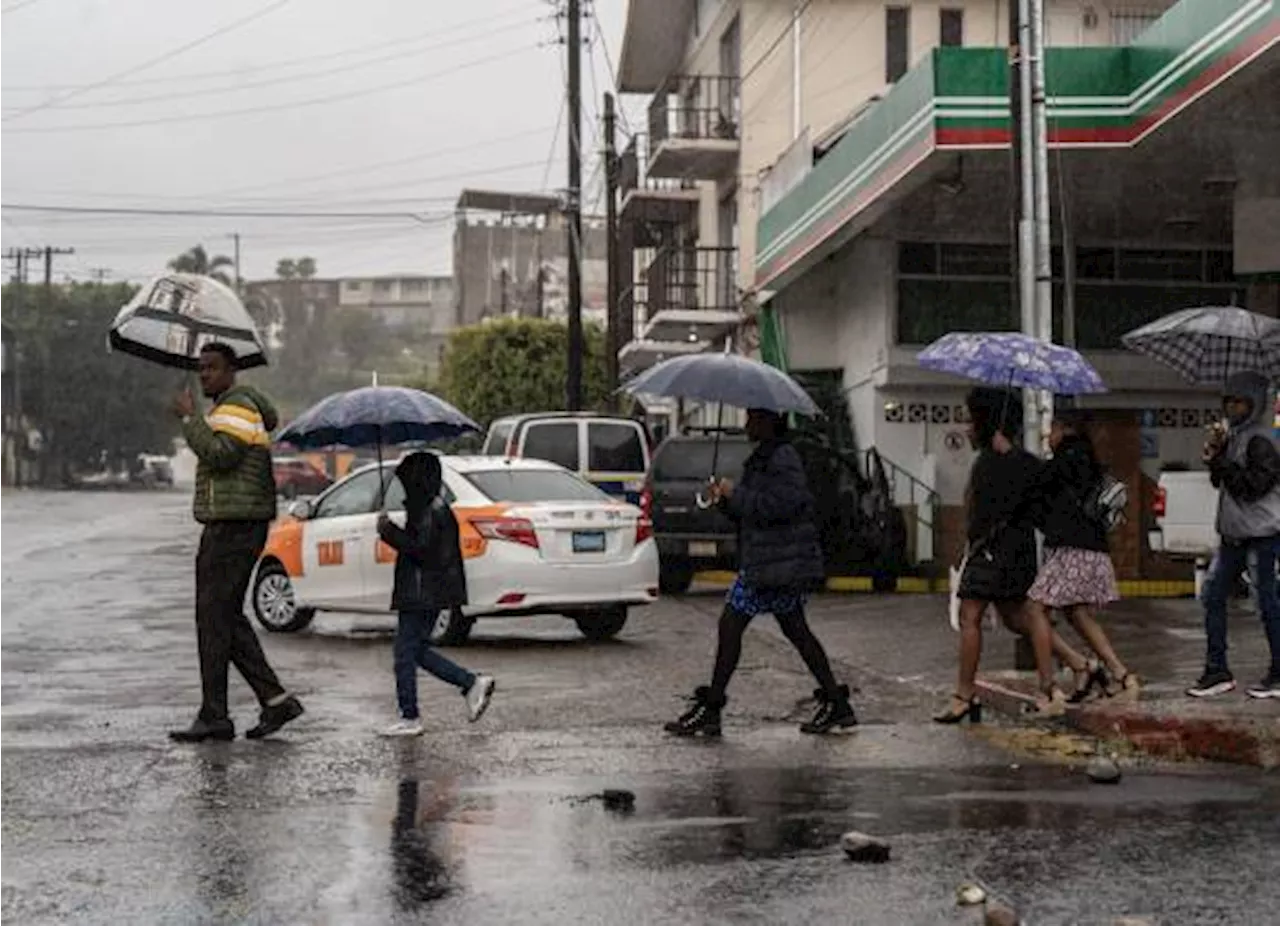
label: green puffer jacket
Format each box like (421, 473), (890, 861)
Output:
(183, 384), (279, 524)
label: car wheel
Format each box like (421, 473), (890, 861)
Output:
(574, 607), (628, 641)
(871, 571), (898, 593)
(658, 560), (695, 595)
(429, 607), (473, 646)
(280, 482), (298, 500)
(252, 560), (315, 632)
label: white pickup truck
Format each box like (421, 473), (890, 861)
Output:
(1148, 470), (1218, 561)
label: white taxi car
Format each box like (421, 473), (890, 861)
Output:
(250, 455), (659, 644)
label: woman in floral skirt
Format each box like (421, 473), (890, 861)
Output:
(1027, 411), (1140, 702)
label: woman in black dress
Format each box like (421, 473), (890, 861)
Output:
(935, 388), (1067, 723)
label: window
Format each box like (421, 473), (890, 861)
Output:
(521, 422), (580, 470)
(653, 440), (753, 482)
(374, 280), (394, 294)
(313, 469), (383, 518)
(345, 280), (364, 292)
(885, 7), (910, 83)
(463, 469), (607, 503)
(482, 422), (514, 455)
(588, 422), (646, 473)
(940, 8), (963, 47)
(381, 471), (455, 511)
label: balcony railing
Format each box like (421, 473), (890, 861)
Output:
(643, 245), (738, 314)
(648, 74), (740, 147)
(618, 134), (697, 197)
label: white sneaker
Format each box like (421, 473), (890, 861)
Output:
(380, 718), (424, 737)
(466, 675), (496, 723)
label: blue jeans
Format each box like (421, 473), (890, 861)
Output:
(394, 610), (476, 720)
(1202, 538), (1280, 675)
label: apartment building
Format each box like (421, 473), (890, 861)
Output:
(617, 0), (1280, 576)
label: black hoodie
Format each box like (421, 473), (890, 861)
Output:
(377, 452), (468, 611)
(1033, 433), (1109, 552)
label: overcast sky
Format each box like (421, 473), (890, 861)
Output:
(1, 0), (633, 283)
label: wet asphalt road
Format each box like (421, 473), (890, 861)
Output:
(3, 491), (1279, 925)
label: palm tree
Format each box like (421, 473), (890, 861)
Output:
(169, 245), (235, 287)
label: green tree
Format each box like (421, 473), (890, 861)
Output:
(335, 309), (382, 376)
(2, 281), (178, 484)
(275, 258), (297, 280)
(295, 257), (317, 279)
(434, 317), (610, 426)
(168, 245), (234, 286)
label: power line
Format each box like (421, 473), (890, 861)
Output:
(3, 0), (533, 91)
(586, 3), (630, 132)
(1, 16), (541, 112)
(3, 204), (453, 222)
(3, 0), (295, 123)
(740, 0), (815, 86)
(1, 0), (45, 14)
(5, 43), (540, 133)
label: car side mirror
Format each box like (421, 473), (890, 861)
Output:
(288, 499), (314, 520)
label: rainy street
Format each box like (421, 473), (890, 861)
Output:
(3, 490), (1279, 926)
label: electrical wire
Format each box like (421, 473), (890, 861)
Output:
(740, 0), (815, 86)
(5, 42), (541, 134)
(4, 0), (533, 91)
(2, 16), (541, 112)
(0, 0), (43, 17)
(2, 204), (450, 222)
(3, 0), (295, 123)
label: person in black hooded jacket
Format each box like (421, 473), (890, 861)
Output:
(664, 408), (857, 737)
(375, 452), (495, 737)
(935, 388), (1066, 723)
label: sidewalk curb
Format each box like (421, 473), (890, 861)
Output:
(694, 572), (1195, 598)
(975, 679), (1280, 769)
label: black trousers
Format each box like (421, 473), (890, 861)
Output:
(195, 521), (285, 723)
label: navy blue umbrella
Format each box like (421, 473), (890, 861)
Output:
(278, 386), (480, 504)
(620, 352), (821, 416)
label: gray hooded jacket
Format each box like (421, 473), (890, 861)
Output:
(1211, 371), (1280, 542)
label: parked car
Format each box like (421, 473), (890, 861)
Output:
(250, 455), (659, 644)
(131, 454), (174, 488)
(1148, 468), (1217, 561)
(273, 455), (332, 499)
(645, 431), (905, 594)
(481, 412), (651, 505)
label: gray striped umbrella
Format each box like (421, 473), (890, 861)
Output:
(1121, 306), (1280, 383)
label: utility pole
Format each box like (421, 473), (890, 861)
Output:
(603, 92), (620, 409)
(1029, 0), (1053, 450)
(565, 0), (584, 411)
(231, 232), (242, 292)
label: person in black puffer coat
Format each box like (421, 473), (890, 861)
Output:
(376, 452), (495, 737)
(1026, 410), (1139, 704)
(664, 408), (856, 738)
(934, 387), (1066, 724)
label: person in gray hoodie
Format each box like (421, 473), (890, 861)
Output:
(1188, 370), (1280, 699)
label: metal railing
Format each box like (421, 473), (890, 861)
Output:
(648, 74), (740, 146)
(641, 245), (738, 318)
(619, 135), (698, 197)
(867, 448), (941, 567)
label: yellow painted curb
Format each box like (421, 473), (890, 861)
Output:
(693, 574), (1196, 598)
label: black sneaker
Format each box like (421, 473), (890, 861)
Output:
(1246, 673), (1280, 699)
(168, 717), (235, 743)
(1186, 670), (1236, 698)
(246, 696), (305, 739)
(663, 686), (723, 737)
(800, 685), (858, 734)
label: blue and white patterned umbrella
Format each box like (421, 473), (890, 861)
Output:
(1121, 306), (1280, 383)
(277, 386), (480, 450)
(917, 332), (1107, 395)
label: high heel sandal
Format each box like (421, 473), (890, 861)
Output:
(1067, 660), (1110, 704)
(933, 694), (982, 724)
(1108, 672), (1141, 702)
(1028, 685), (1068, 718)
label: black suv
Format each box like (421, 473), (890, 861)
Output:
(645, 431), (907, 594)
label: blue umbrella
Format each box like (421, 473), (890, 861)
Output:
(916, 332), (1107, 395)
(278, 386), (480, 505)
(620, 352), (821, 415)
(278, 386), (480, 449)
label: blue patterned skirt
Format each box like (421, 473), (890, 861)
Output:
(726, 576), (807, 618)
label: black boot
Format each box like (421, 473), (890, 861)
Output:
(169, 716), (235, 743)
(663, 686), (724, 737)
(800, 685), (857, 734)
(246, 696), (305, 740)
